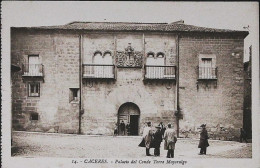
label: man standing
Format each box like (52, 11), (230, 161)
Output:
(120, 120), (126, 135)
(164, 123), (177, 158)
(159, 122), (166, 138)
(198, 124), (209, 155)
(142, 121), (153, 156)
(153, 125), (163, 156)
(126, 122), (131, 136)
(113, 123), (118, 136)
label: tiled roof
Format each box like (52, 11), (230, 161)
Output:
(13, 21), (249, 36)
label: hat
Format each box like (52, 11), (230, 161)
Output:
(200, 124), (206, 127)
(155, 125), (161, 129)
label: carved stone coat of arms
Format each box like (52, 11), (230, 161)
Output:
(116, 43), (143, 68)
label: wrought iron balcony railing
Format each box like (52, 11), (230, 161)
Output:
(145, 65), (176, 80)
(83, 64), (115, 79)
(198, 67), (217, 79)
(22, 64), (44, 77)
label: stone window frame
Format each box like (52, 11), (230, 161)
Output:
(92, 50), (113, 64)
(156, 52), (165, 58)
(103, 50), (112, 57)
(146, 51), (166, 65)
(28, 82), (40, 97)
(199, 54), (216, 68)
(198, 53), (217, 80)
(69, 88), (80, 103)
(147, 51), (155, 58)
(93, 50), (103, 57)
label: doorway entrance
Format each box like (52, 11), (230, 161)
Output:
(118, 102), (140, 136)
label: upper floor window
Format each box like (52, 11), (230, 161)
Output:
(103, 51), (113, 65)
(93, 50), (113, 65)
(199, 54), (217, 79)
(93, 51), (103, 64)
(146, 52), (155, 65)
(146, 52), (165, 66)
(23, 55), (43, 77)
(28, 82), (40, 97)
(156, 52), (165, 66)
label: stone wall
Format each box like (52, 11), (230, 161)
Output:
(11, 29), (245, 140)
(11, 29), (80, 134)
(178, 34), (244, 141)
(81, 33), (177, 135)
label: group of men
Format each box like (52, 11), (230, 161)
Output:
(141, 122), (210, 157)
(141, 122), (178, 158)
(114, 120), (131, 136)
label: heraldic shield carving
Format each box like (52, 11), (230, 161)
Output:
(116, 43), (143, 68)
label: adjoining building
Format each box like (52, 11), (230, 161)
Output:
(11, 21), (248, 140)
(243, 46), (252, 139)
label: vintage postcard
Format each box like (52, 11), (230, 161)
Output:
(1, 1), (259, 168)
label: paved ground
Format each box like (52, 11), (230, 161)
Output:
(11, 131), (252, 158)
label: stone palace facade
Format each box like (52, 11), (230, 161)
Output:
(11, 21), (248, 140)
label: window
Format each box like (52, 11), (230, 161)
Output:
(199, 54), (217, 79)
(70, 88), (79, 102)
(28, 82), (40, 97)
(146, 52), (167, 79)
(30, 113), (39, 121)
(146, 52), (155, 65)
(28, 55), (42, 76)
(93, 50), (113, 78)
(156, 52), (165, 66)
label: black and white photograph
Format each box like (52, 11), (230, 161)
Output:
(1, 1), (259, 168)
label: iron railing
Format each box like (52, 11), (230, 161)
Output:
(198, 67), (217, 79)
(145, 65), (176, 80)
(22, 64), (44, 77)
(83, 64), (115, 79)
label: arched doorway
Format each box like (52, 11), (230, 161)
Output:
(118, 102), (140, 136)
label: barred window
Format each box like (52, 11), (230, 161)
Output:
(28, 82), (40, 97)
(69, 88), (79, 102)
(30, 113), (39, 121)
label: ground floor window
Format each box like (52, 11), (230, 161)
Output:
(69, 88), (79, 102)
(30, 113), (39, 121)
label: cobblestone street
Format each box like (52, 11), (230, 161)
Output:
(12, 131), (252, 158)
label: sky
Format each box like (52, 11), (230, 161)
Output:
(2, 1), (258, 62)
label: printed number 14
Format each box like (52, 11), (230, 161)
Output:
(72, 160), (78, 164)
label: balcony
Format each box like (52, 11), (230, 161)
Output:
(198, 67), (217, 80)
(22, 64), (44, 77)
(83, 64), (115, 79)
(144, 65), (176, 80)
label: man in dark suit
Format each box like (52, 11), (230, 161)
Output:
(153, 125), (163, 156)
(120, 120), (126, 135)
(126, 122), (131, 136)
(198, 124), (209, 155)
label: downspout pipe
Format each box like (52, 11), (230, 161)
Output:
(78, 34), (83, 134)
(176, 34), (180, 138)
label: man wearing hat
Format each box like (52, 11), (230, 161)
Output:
(198, 124), (209, 155)
(153, 125), (163, 156)
(142, 121), (153, 156)
(164, 123), (177, 158)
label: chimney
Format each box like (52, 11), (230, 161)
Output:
(170, 20), (184, 24)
